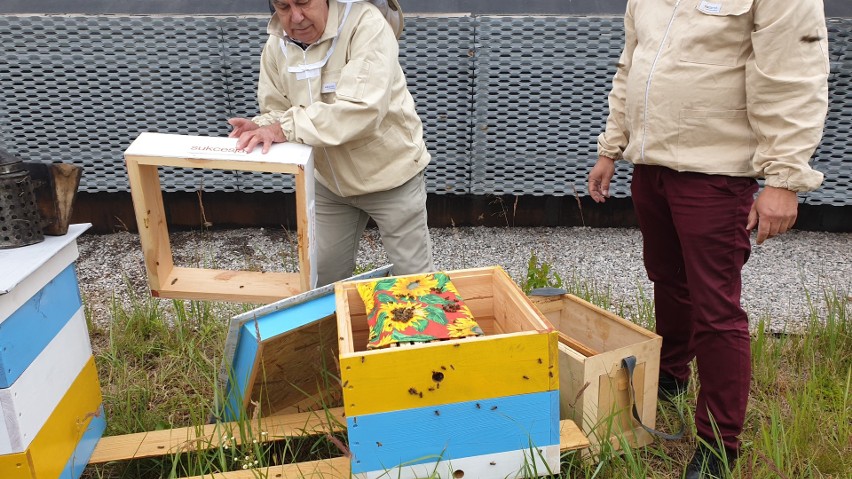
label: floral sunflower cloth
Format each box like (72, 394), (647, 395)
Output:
(356, 272), (484, 349)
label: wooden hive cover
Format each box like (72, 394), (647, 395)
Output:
(217, 266), (393, 421)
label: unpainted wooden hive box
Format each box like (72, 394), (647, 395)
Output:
(530, 294), (662, 453)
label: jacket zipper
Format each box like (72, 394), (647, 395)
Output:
(640, 0), (682, 162)
(299, 45), (345, 196)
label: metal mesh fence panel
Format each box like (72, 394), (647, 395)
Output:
(0, 14), (849, 204)
(472, 15), (633, 197)
(809, 18), (852, 206)
(400, 15), (474, 195)
(220, 16), (294, 192)
(0, 15), (233, 192)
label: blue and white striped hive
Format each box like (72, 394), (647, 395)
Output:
(0, 224), (106, 479)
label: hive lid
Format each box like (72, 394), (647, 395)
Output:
(0, 223), (91, 295)
(124, 132), (313, 166)
(217, 265), (393, 420)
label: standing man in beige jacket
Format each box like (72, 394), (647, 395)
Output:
(588, 1), (829, 477)
(230, 0), (434, 286)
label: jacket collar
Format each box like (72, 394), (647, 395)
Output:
(266, 0), (343, 47)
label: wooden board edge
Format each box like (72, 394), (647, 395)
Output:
(89, 407), (346, 464)
(564, 294), (660, 340)
(158, 419), (589, 479)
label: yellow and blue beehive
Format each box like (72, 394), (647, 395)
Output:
(0, 224), (106, 479)
(335, 266), (560, 479)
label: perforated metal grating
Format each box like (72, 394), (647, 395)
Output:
(473, 16), (852, 206)
(220, 16), (295, 192)
(400, 16), (474, 195)
(472, 16), (632, 198)
(0, 14), (849, 204)
(810, 18), (852, 206)
(0, 16), (234, 193)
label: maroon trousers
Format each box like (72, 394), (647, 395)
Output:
(631, 164), (758, 452)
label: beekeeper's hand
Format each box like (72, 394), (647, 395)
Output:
(588, 156), (616, 203)
(228, 118), (287, 154)
(747, 186), (799, 245)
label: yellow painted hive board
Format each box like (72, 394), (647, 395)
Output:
(0, 357), (102, 479)
(0, 454), (34, 479)
(340, 330), (558, 417)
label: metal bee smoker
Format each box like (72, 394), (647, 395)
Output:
(0, 148), (44, 248)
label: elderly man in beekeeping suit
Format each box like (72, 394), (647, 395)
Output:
(229, 0), (434, 286)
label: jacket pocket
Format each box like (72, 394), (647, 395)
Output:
(349, 125), (420, 185)
(679, 0), (754, 67)
(677, 109), (755, 175)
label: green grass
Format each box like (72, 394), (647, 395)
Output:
(82, 268), (850, 479)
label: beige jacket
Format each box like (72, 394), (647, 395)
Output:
(598, 0), (829, 192)
(252, 1), (430, 197)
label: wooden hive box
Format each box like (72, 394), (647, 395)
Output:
(217, 266), (393, 421)
(335, 266), (561, 479)
(124, 132), (316, 303)
(529, 294), (661, 452)
(0, 224), (106, 479)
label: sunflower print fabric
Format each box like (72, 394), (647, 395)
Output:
(356, 272), (484, 349)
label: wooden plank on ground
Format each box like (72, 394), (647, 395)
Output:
(560, 416), (590, 452)
(93, 417), (585, 479)
(88, 408), (346, 464)
(180, 456), (351, 479)
(173, 419), (588, 479)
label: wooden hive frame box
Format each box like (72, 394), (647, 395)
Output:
(124, 132), (316, 303)
(530, 293), (662, 453)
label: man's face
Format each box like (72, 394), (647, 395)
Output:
(273, 0), (329, 45)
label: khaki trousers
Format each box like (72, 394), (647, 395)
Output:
(314, 171), (435, 286)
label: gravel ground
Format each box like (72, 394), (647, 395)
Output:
(76, 226), (851, 333)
